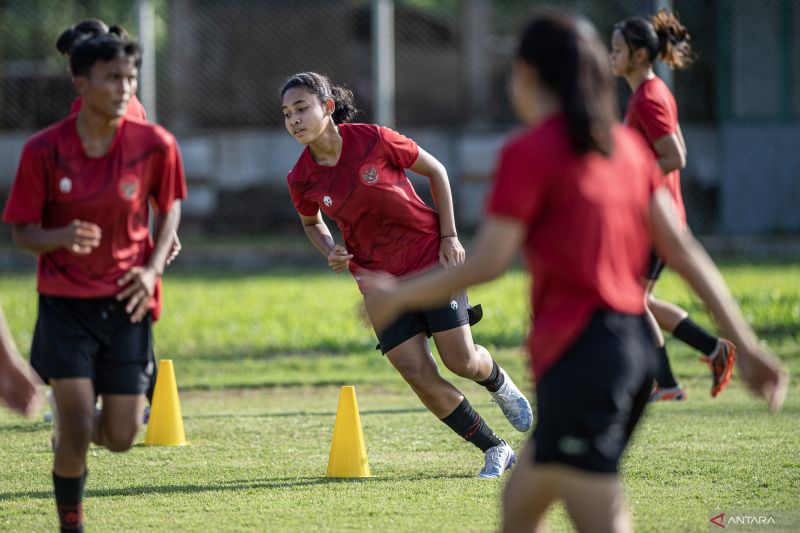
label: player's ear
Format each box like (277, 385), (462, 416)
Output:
(73, 75), (89, 95)
(325, 98), (335, 116)
(633, 47), (649, 66)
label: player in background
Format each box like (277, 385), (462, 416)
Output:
(0, 304), (44, 417)
(362, 11), (787, 532)
(611, 10), (735, 402)
(281, 71), (533, 478)
(2, 34), (187, 533)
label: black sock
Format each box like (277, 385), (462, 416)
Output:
(475, 360), (505, 392)
(673, 317), (718, 356)
(440, 398), (503, 452)
(146, 363), (158, 405)
(53, 471), (86, 533)
(655, 345), (679, 388)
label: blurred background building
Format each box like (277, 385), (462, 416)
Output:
(0, 0), (798, 247)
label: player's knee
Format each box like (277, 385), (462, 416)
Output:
(104, 424), (139, 452)
(443, 344), (486, 378)
(59, 414), (94, 451)
(395, 359), (438, 388)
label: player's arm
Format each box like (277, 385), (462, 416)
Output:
(652, 132), (686, 173)
(11, 221), (101, 256)
(117, 201), (182, 322)
(0, 305), (43, 417)
(650, 189), (788, 412)
(409, 148), (464, 267)
(299, 211), (351, 273)
(363, 216), (524, 332)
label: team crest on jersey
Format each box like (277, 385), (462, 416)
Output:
(323, 195), (333, 207)
(360, 165), (380, 185)
(118, 176), (140, 201)
(58, 176), (72, 194)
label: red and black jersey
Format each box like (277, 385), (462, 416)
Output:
(487, 115), (664, 381)
(288, 123), (441, 283)
(70, 94), (147, 122)
(2, 115), (187, 318)
(624, 76), (686, 224)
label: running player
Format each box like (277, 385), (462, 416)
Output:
(611, 10), (735, 401)
(362, 11), (787, 532)
(2, 34), (186, 533)
(0, 304), (43, 417)
(281, 71), (533, 478)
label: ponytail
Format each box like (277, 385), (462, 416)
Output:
(517, 11), (616, 155)
(614, 9), (692, 70)
(55, 19), (109, 55)
(280, 72), (359, 124)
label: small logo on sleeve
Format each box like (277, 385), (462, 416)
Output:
(323, 195), (333, 207)
(59, 177), (72, 194)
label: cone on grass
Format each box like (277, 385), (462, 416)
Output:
(144, 359), (187, 446)
(326, 386), (370, 477)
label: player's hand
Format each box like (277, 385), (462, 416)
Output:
(439, 236), (465, 268)
(0, 353), (44, 418)
(166, 232), (182, 266)
(737, 345), (788, 414)
(327, 245), (353, 273)
(116, 266), (159, 323)
(360, 271), (402, 333)
(60, 220), (101, 255)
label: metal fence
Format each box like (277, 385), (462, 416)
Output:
(0, 0), (798, 241)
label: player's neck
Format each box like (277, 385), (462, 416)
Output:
(626, 67), (655, 92)
(309, 123), (342, 167)
(76, 108), (121, 158)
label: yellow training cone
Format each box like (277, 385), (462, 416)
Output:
(145, 359), (187, 446)
(326, 386), (370, 477)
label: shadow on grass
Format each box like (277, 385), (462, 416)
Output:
(184, 406), (429, 420)
(0, 472), (475, 501)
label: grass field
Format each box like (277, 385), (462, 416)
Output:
(0, 262), (798, 531)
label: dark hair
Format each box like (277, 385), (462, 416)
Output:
(516, 11), (616, 155)
(108, 25), (130, 40)
(56, 19), (108, 55)
(614, 9), (692, 70)
(69, 34), (142, 78)
(280, 72), (359, 124)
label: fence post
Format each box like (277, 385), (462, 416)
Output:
(463, 0), (490, 128)
(136, 0), (157, 123)
(371, 0), (395, 128)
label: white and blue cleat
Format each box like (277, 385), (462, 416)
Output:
(478, 442), (516, 478)
(490, 368), (534, 432)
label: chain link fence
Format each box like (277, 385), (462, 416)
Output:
(0, 0), (798, 247)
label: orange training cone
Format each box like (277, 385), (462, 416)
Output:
(145, 359), (187, 446)
(326, 386), (370, 477)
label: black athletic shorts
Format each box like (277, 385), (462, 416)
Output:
(531, 310), (657, 474)
(31, 295), (155, 395)
(647, 250), (666, 281)
(376, 291), (481, 354)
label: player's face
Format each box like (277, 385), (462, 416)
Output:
(610, 30), (633, 76)
(282, 87), (330, 145)
(509, 59), (537, 125)
(77, 56), (138, 119)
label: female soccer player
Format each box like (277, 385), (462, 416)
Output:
(281, 71), (533, 478)
(57, 19), (147, 121)
(611, 11), (735, 401)
(0, 304), (43, 417)
(362, 11), (787, 532)
(2, 34), (186, 533)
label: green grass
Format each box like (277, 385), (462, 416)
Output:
(0, 263), (798, 531)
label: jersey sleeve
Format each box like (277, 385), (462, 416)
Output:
(287, 171), (319, 217)
(486, 140), (547, 224)
(633, 93), (675, 144)
(2, 141), (48, 225)
(150, 136), (188, 213)
(378, 126), (419, 169)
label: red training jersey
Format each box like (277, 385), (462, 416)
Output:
(287, 123), (441, 283)
(624, 76), (686, 223)
(2, 115), (187, 320)
(70, 94), (148, 122)
(486, 115), (664, 382)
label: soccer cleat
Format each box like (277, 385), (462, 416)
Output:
(478, 442), (516, 478)
(701, 339), (736, 398)
(490, 368), (534, 432)
(48, 390), (60, 452)
(648, 385), (687, 402)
